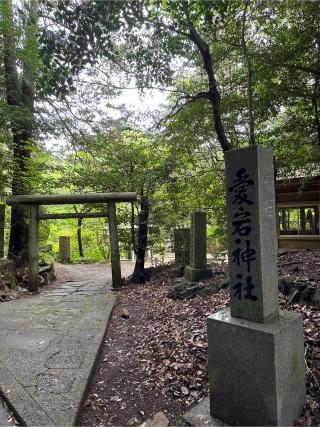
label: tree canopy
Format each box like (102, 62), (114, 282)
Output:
(1, 0), (320, 263)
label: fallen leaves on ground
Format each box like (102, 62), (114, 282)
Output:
(134, 283), (228, 404)
(0, 261), (24, 301)
(79, 251), (320, 426)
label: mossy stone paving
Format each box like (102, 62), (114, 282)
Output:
(0, 277), (116, 426)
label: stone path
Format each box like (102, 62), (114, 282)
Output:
(0, 262), (135, 426)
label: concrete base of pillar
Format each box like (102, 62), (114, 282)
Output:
(185, 266), (213, 281)
(207, 308), (305, 426)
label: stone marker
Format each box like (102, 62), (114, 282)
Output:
(59, 236), (71, 263)
(185, 211), (212, 281)
(174, 228), (190, 265)
(206, 146), (305, 426)
(226, 145), (279, 322)
(0, 205), (5, 258)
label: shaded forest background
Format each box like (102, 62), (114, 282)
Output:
(1, 0), (320, 273)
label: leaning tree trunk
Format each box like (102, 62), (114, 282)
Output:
(183, 3), (232, 153)
(131, 195), (150, 284)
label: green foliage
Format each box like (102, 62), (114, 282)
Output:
(2, 0), (320, 259)
(207, 222), (227, 258)
(45, 215), (109, 263)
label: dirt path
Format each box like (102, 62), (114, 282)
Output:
(54, 261), (136, 284)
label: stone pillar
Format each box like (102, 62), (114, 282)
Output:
(226, 146), (279, 322)
(28, 204), (39, 292)
(59, 236), (71, 263)
(207, 146), (305, 426)
(108, 202), (122, 288)
(174, 228), (190, 265)
(185, 211), (212, 281)
(0, 204), (5, 258)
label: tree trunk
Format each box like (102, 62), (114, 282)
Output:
(1, 0), (37, 259)
(183, 3), (232, 153)
(8, 134), (32, 259)
(2, 0), (26, 259)
(314, 74), (320, 145)
(313, 39), (320, 145)
(315, 206), (319, 234)
(300, 208), (306, 233)
(77, 218), (84, 257)
(131, 195), (150, 283)
(0, 205), (5, 258)
(280, 210), (287, 232)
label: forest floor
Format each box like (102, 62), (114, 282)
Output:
(79, 250), (320, 427)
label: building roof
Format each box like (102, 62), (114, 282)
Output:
(276, 176), (320, 204)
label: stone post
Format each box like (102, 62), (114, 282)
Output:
(0, 204), (5, 258)
(108, 202), (122, 288)
(185, 211), (212, 281)
(59, 236), (71, 263)
(174, 228), (190, 265)
(226, 146), (279, 322)
(206, 146), (305, 426)
(28, 204), (39, 292)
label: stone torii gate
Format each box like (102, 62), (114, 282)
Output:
(6, 192), (137, 292)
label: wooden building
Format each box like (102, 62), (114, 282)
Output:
(276, 176), (320, 249)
